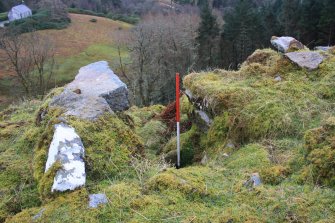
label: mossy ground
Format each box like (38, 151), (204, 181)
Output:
(2, 48), (335, 222)
(184, 48), (335, 144)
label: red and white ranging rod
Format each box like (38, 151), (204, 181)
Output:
(176, 73), (181, 169)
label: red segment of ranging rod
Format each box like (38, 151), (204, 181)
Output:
(176, 73), (180, 122)
(176, 73), (181, 169)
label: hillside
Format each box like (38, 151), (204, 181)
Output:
(0, 13), (131, 110)
(0, 45), (334, 222)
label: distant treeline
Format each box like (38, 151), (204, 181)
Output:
(128, 0), (335, 106)
(195, 0), (335, 69)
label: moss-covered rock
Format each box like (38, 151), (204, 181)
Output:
(184, 49), (335, 145)
(69, 114), (144, 181)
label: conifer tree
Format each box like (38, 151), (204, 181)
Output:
(196, 0), (219, 69)
(319, 0), (335, 45)
(223, 0), (262, 68)
(299, 0), (323, 46)
(281, 0), (301, 38)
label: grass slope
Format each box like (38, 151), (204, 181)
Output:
(1, 48), (335, 222)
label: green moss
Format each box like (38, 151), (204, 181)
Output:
(180, 95), (193, 116)
(38, 161), (62, 201)
(162, 126), (202, 166)
(260, 165), (290, 185)
(33, 108), (64, 185)
(137, 120), (167, 152)
(69, 114), (144, 181)
(147, 167), (210, 198)
(0, 102), (43, 221)
(206, 112), (231, 149)
(6, 189), (96, 223)
(124, 105), (165, 128)
(300, 117), (335, 186)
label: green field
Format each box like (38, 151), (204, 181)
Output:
(53, 44), (130, 85)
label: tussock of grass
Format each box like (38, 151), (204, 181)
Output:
(147, 167), (209, 197)
(300, 117), (335, 186)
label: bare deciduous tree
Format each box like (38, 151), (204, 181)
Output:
(0, 28), (55, 97)
(129, 9), (200, 106)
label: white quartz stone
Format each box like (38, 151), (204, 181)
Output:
(45, 123), (86, 192)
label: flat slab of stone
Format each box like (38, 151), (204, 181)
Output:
(271, 36), (304, 53)
(45, 123), (86, 192)
(50, 61), (129, 120)
(88, 194), (108, 208)
(285, 51), (324, 70)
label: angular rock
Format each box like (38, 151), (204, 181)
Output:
(50, 90), (113, 120)
(194, 110), (213, 132)
(45, 123), (86, 192)
(88, 194), (108, 208)
(50, 61), (129, 120)
(271, 36), (305, 53)
(285, 51), (324, 70)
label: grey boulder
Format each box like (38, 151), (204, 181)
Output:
(271, 36), (305, 53)
(50, 61), (129, 120)
(45, 123), (86, 192)
(285, 51), (324, 70)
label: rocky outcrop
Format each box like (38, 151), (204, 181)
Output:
(45, 123), (86, 192)
(271, 36), (305, 53)
(285, 51), (324, 70)
(50, 61), (129, 120)
(185, 89), (213, 132)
